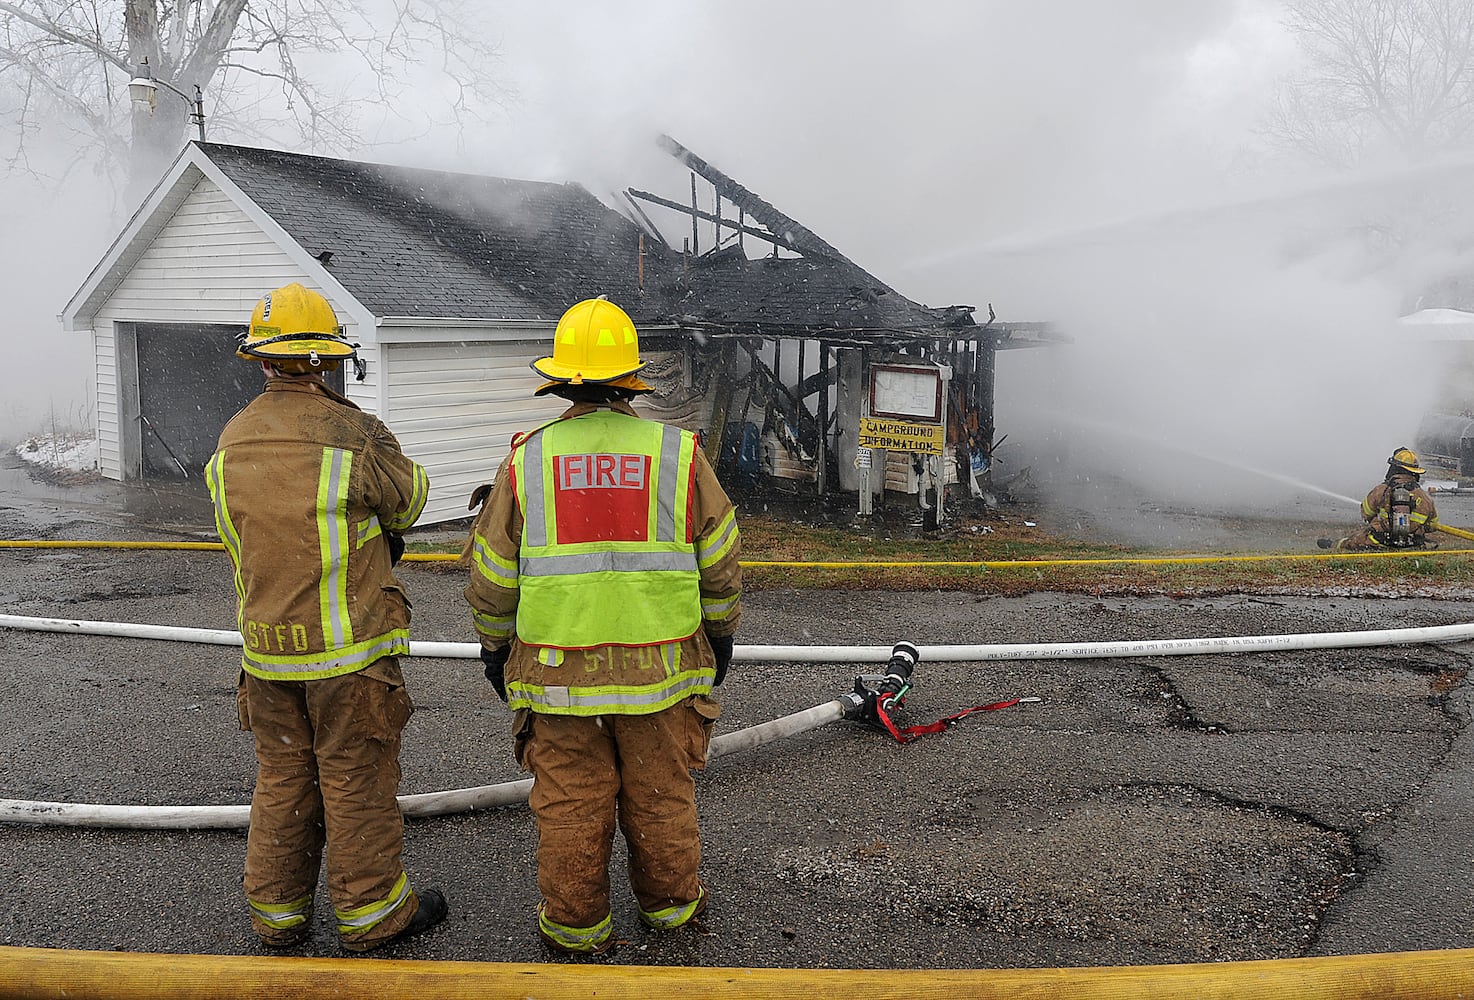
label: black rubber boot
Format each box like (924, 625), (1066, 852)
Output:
(395, 888), (448, 943)
(344, 888), (448, 953)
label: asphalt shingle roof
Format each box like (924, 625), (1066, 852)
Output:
(200, 142), (970, 337)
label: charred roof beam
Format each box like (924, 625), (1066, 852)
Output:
(675, 324), (964, 349)
(658, 134), (867, 273)
(627, 187), (782, 252)
(619, 191), (669, 247)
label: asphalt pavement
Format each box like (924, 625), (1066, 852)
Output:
(3, 457), (1474, 970)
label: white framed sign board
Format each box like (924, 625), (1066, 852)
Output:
(869, 364), (944, 422)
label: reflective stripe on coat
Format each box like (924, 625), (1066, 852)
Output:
(209, 378), (428, 682)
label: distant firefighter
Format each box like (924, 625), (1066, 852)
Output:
(1318, 447), (1442, 552)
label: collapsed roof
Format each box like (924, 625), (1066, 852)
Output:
(198, 138), (980, 342)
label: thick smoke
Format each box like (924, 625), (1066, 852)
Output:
(438, 1), (1407, 514)
(0, 148), (113, 442)
(14, 0), (1459, 527)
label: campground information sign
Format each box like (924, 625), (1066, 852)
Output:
(857, 416), (945, 455)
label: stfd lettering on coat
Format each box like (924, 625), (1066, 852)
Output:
(244, 620), (311, 652)
(552, 452), (653, 544)
(574, 645), (665, 675)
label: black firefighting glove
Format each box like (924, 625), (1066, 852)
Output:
(708, 634), (734, 687)
(387, 532), (405, 566)
(480, 646), (509, 702)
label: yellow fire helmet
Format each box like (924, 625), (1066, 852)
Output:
(238, 282), (358, 373)
(530, 297), (649, 388)
(1389, 447), (1426, 475)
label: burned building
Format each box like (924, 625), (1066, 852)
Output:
(627, 136), (1049, 515)
(64, 136), (1053, 524)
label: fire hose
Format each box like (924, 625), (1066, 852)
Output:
(0, 698), (866, 829)
(4, 944), (1474, 1000)
(5, 611), (1474, 828)
(0, 638), (1026, 829)
(7, 612), (1474, 661)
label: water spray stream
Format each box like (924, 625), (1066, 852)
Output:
(1021, 405), (1361, 507)
(907, 147), (1474, 270)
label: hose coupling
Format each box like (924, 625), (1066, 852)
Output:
(838, 690), (868, 720)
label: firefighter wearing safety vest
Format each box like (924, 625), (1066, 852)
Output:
(208, 282), (446, 952)
(464, 296), (742, 955)
(1318, 447), (1442, 552)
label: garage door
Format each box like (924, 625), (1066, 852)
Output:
(134, 324), (258, 478)
(133, 324), (347, 479)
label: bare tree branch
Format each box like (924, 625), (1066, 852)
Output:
(179, 0), (244, 84)
(1267, 0), (1474, 166)
(0, 0), (506, 198)
(0, 1), (129, 72)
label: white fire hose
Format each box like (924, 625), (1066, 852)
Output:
(0, 699), (851, 830)
(2, 612), (1473, 830)
(6, 612), (1474, 661)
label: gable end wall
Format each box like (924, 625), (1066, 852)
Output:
(90, 178), (375, 478)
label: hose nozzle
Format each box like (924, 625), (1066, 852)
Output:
(847, 640), (921, 724)
(886, 640), (919, 681)
(876, 640), (918, 714)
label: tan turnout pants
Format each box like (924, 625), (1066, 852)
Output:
(1334, 527), (1430, 551)
(521, 696), (719, 944)
(239, 658), (420, 949)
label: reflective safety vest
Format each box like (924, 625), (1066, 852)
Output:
(512, 409), (703, 650)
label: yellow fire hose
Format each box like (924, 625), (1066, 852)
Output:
(2, 944), (1473, 999)
(2, 538), (1474, 567)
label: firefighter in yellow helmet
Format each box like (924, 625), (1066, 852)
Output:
(463, 296), (742, 954)
(1318, 447), (1443, 551)
(208, 282), (445, 951)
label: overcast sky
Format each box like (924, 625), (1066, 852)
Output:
(4, 0), (1453, 507)
(383, 0), (1301, 309)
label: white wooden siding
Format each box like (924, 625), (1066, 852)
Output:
(92, 182), (304, 325)
(343, 340), (382, 415)
(94, 325), (121, 477)
(385, 340), (565, 525)
(89, 176), (362, 480)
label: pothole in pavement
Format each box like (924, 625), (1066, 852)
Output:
(775, 782), (1356, 961)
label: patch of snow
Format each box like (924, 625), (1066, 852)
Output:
(1399, 308), (1474, 325)
(14, 432), (98, 473)
(1398, 309), (1474, 343)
